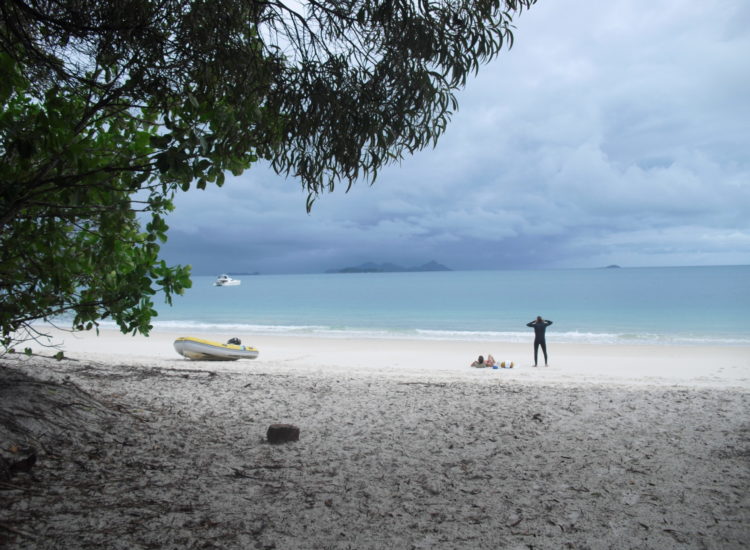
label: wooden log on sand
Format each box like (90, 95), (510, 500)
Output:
(266, 424), (300, 443)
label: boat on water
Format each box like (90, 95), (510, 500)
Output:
(214, 274), (241, 286)
(174, 337), (259, 361)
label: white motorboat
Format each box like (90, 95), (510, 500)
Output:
(174, 337), (259, 361)
(214, 274), (241, 286)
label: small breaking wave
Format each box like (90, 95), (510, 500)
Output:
(131, 320), (750, 346)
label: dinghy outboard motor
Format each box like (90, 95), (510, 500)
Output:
(227, 337), (241, 345)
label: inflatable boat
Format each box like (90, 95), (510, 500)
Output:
(174, 337), (259, 361)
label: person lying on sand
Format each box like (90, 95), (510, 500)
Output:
(471, 354), (513, 368)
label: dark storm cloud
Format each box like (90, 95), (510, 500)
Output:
(161, 0), (750, 274)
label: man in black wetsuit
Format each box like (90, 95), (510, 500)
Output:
(526, 316), (553, 367)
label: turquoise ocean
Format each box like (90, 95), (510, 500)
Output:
(133, 265), (750, 346)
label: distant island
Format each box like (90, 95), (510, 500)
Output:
(327, 260), (451, 274)
(603, 265), (621, 269)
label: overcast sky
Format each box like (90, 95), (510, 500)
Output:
(161, 0), (750, 275)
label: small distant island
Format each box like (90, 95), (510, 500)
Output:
(327, 260), (451, 274)
(603, 265), (621, 269)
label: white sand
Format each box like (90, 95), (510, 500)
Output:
(19, 327), (750, 388)
(1, 328), (749, 548)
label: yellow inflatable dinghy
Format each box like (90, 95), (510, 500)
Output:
(174, 337), (259, 361)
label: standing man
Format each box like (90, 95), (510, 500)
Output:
(526, 316), (553, 367)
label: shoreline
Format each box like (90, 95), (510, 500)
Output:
(18, 326), (750, 389)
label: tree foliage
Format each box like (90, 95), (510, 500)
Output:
(1, 0), (536, 344)
(0, 53), (193, 344)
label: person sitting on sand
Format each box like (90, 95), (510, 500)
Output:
(486, 354), (496, 367)
(471, 355), (487, 368)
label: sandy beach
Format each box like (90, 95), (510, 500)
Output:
(1, 328), (749, 548)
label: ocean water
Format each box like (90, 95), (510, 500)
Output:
(138, 265), (749, 346)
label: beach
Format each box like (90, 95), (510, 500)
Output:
(1, 328), (749, 548)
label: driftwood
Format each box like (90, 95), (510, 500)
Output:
(266, 424), (300, 443)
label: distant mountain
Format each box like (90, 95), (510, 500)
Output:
(413, 260), (451, 272)
(603, 264), (621, 269)
(327, 260), (451, 273)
